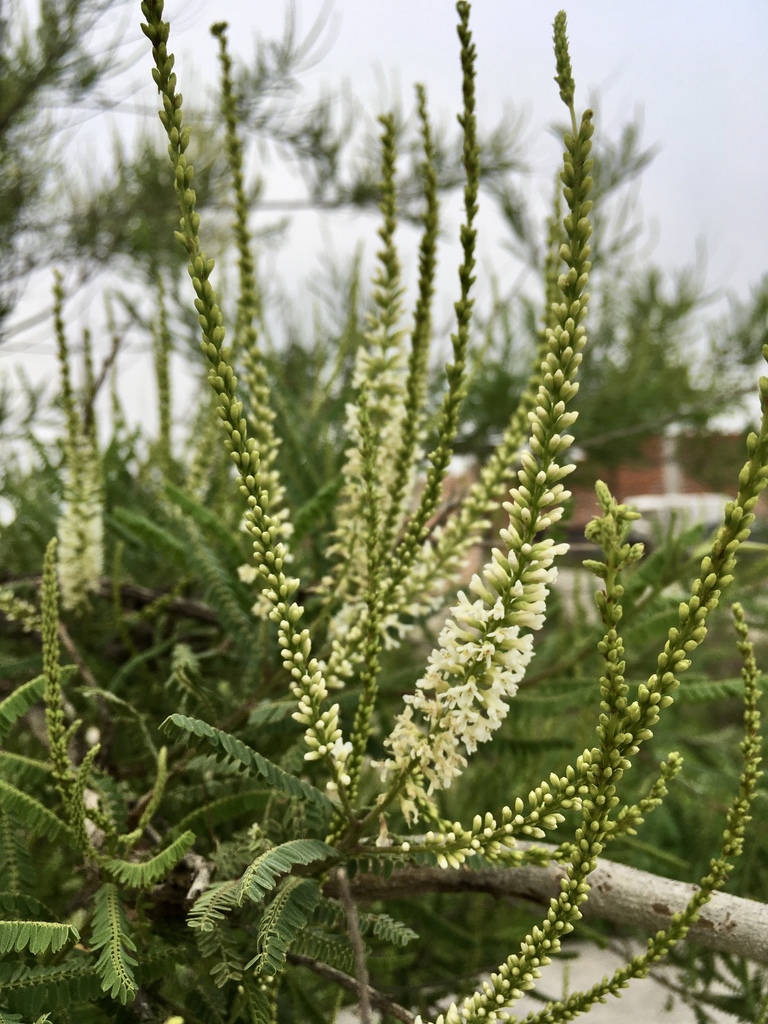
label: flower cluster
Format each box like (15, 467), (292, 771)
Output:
(273, 603), (355, 792)
(321, 319), (407, 680)
(319, 91), (440, 696)
(321, 113), (409, 695)
(212, 25), (290, 544)
(0, 589), (40, 634)
(291, 694), (353, 786)
(382, 9), (588, 820)
(384, 527), (568, 816)
(57, 441), (104, 612)
(52, 275), (104, 613)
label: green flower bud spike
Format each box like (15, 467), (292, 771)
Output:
(141, 0), (354, 807)
(553, 11), (576, 120)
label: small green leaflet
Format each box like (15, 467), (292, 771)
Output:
(237, 840), (336, 906)
(0, 921), (79, 955)
(246, 877), (319, 976)
(161, 714), (333, 812)
(103, 831), (195, 889)
(90, 884), (137, 1005)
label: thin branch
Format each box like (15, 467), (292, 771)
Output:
(287, 951), (415, 1024)
(336, 866), (372, 1024)
(57, 620), (99, 690)
(184, 853), (213, 904)
(84, 325), (123, 431)
(1, 575), (221, 626)
(331, 848), (768, 965)
(96, 579), (219, 624)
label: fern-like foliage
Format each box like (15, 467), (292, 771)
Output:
(162, 714), (333, 812)
(247, 700), (297, 732)
(187, 879), (239, 932)
(0, 753), (51, 788)
(365, 911), (419, 948)
(291, 927), (355, 974)
(0, 781), (75, 846)
(165, 642), (213, 714)
(0, 677), (45, 740)
(163, 482), (247, 568)
(0, 959), (102, 1018)
(675, 676), (767, 703)
(188, 878), (247, 989)
(194, 921), (244, 989)
(237, 839), (336, 906)
(0, 1011), (50, 1024)
(0, 921), (79, 955)
(245, 985), (278, 1024)
(170, 789), (268, 842)
(90, 884), (138, 1005)
(183, 527), (257, 647)
(103, 830), (195, 888)
(110, 507), (188, 567)
(246, 877), (319, 977)
(315, 894), (419, 950)
(518, 674), (767, 712)
(112, 502), (256, 646)
(0, 894), (54, 922)
(186, 752), (249, 779)
(0, 812), (34, 895)
(0, 1011), (25, 1024)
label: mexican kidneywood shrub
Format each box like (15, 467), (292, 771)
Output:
(0, 4), (766, 1023)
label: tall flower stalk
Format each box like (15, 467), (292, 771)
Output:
(383, 17), (591, 819)
(321, 92), (439, 695)
(381, 1), (478, 602)
(212, 22), (288, 533)
(389, 186), (564, 631)
(141, 0), (353, 802)
(128, 6), (768, 1019)
(54, 273), (104, 613)
(321, 111), (408, 704)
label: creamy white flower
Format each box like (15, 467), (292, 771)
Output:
(0, 589), (40, 633)
(58, 437), (103, 612)
(238, 563), (259, 583)
(319, 275), (418, 691)
(382, 447), (573, 818)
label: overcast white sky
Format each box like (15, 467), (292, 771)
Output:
(4, 1), (768, 434)
(152, 0), (768, 296)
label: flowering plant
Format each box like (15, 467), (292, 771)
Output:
(0, 4), (765, 1023)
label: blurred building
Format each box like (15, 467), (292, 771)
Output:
(567, 432), (758, 546)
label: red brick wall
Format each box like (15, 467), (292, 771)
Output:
(569, 434), (726, 533)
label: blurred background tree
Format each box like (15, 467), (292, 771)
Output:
(4, 0), (768, 471)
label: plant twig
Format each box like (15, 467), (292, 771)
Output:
(336, 866), (372, 1024)
(332, 845), (768, 965)
(83, 322), (123, 432)
(57, 620), (99, 690)
(97, 580), (219, 624)
(184, 853), (213, 903)
(0, 575), (220, 626)
(288, 951), (415, 1024)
